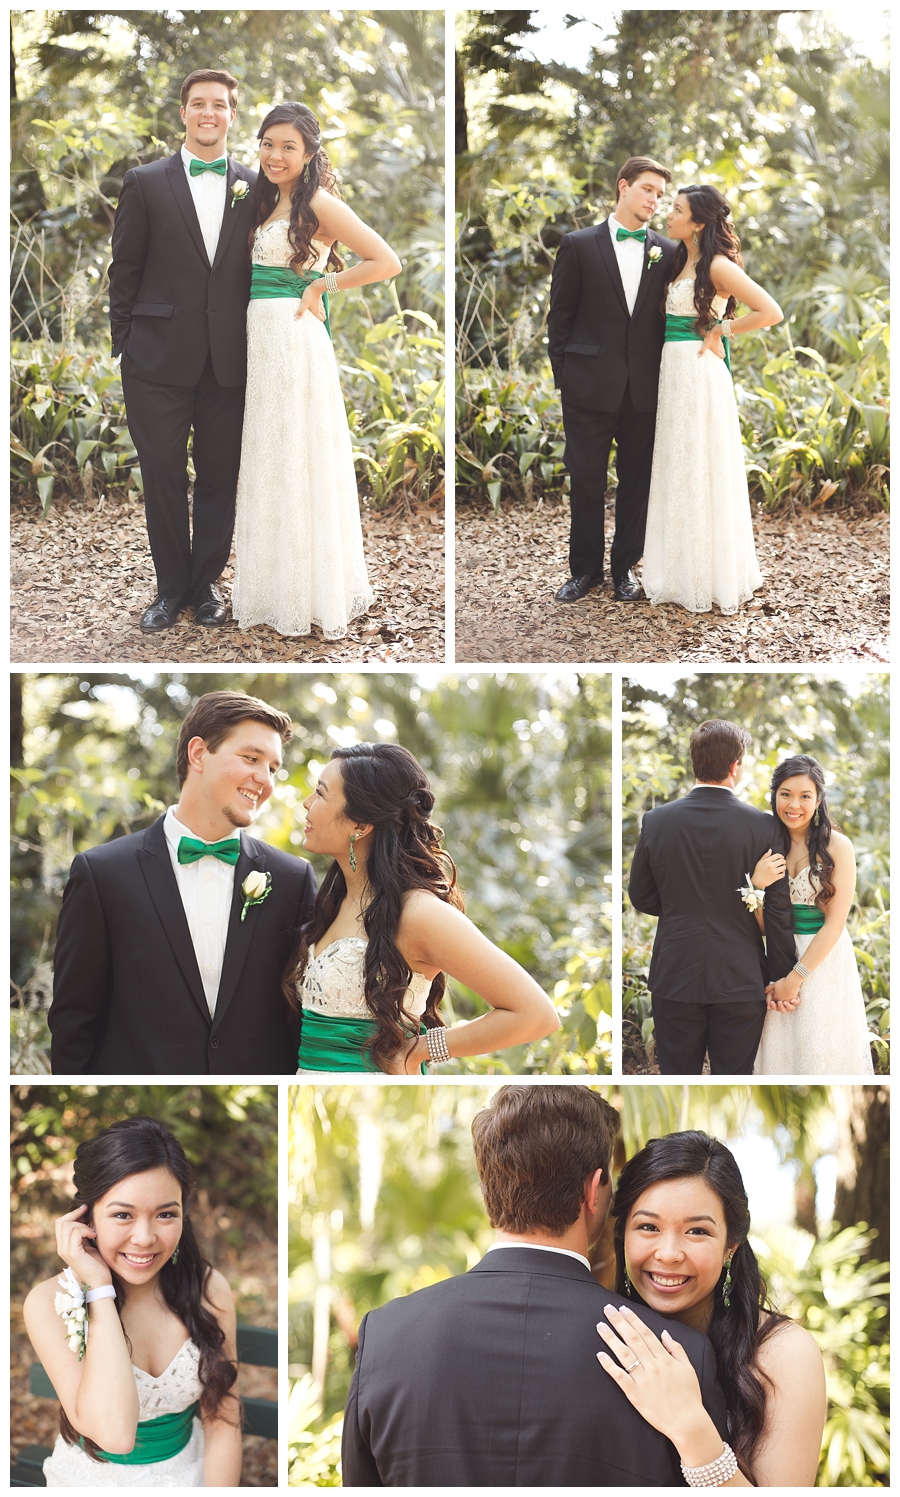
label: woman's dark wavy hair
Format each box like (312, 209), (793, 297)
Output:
(612, 1131), (789, 1477)
(771, 754), (837, 908)
(249, 102), (344, 274)
(59, 1117), (237, 1461)
(284, 743), (465, 1071)
(664, 184), (744, 337)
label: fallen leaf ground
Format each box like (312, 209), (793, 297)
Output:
(11, 1199), (277, 1486)
(11, 489), (444, 666)
(455, 497), (889, 663)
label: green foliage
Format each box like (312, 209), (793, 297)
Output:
(12, 671), (611, 1075)
(622, 673), (890, 1072)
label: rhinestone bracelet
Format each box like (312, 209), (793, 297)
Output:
(426, 1026), (450, 1066)
(681, 1443), (739, 1487)
(324, 271), (340, 294)
(792, 959), (812, 981)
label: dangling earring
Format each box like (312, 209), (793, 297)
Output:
(693, 228), (700, 247)
(722, 1258), (732, 1308)
(171, 1244), (180, 1267)
(349, 833), (357, 873)
(303, 161), (310, 184)
(623, 1272), (632, 1298)
(814, 807), (820, 827)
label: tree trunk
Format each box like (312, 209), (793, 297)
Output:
(455, 50), (468, 156)
(832, 1085), (890, 1261)
(11, 673), (24, 765)
(11, 19), (17, 102)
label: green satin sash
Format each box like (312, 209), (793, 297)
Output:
(665, 312), (732, 375)
(298, 1009), (427, 1074)
(91, 1403), (198, 1465)
(793, 903), (825, 934)
(250, 264), (331, 339)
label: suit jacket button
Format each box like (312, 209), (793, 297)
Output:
(210, 1037), (220, 1049)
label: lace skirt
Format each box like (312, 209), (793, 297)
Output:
(42, 1418), (204, 1487)
(232, 298), (374, 638)
(754, 928), (874, 1076)
(642, 342), (762, 614)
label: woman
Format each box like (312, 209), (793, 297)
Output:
(751, 754), (874, 1075)
(287, 742), (561, 1072)
(642, 185), (783, 614)
(597, 1131), (826, 1486)
(23, 1118), (241, 1487)
(233, 102), (401, 638)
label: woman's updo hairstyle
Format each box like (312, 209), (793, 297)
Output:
(59, 1117), (237, 1460)
(250, 101), (344, 274)
(285, 742), (465, 1070)
(770, 753), (836, 907)
(612, 1130), (788, 1477)
(664, 183), (743, 336)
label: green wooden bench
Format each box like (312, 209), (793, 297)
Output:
(11, 1324), (277, 1486)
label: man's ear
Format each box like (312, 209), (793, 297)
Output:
(584, 1167), (605, 1213)
(184, 735), (209, 776)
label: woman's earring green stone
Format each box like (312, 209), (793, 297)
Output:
(349, 834), (357, 873)
(814, 807), (820, 826)
(171, 1244), (180, 1266)
(303, 162), (310, 184)
(722, 1258), (732, 1307)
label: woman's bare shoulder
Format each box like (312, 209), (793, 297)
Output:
(758, 1315), (823, 1378)
(202, 1266), (235, 1316)
(24, 1276), (60, 1311)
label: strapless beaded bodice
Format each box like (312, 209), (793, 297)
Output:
(789, 865), (821, 907)
(666, 276), (727, 318)
(134, 1339), (202, 1419)
(252, 219), (332, 271)
(298, 937), (432, 1019)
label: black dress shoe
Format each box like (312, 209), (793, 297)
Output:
(140, 595), (185, 632)
(612, 568), (645, 602)
(555, 573), (601, 603)
(191, 583), (228, 627)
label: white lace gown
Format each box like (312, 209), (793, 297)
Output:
(232, 221), (374, 638)
(296, 936), (432, 1073)
(43, 1339), (204, 1487)
(754, 867), (874, 1076)
(642, 277), (762, 614)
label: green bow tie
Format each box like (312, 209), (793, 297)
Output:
(189, 158), (227, 177)
(177, 835), (240, 866)
(616, 226), (647, 242)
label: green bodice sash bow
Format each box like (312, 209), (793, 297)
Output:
(665, 313), (732, 375)
(298, 1009), (427, 1073)
(792, 904), (825, 934)
(250, 264), (331, 339)
(89, 1403), (199, 1465)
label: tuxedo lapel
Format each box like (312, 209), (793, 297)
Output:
(211, 160), (243, 271)
(630, 230), (662, 321)
(137, 819), (210, 1025)
(165, 152), (212, 267)
(595, 221), (629, 317)
(214, 838), (268, 1029)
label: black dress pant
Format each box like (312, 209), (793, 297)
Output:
(652, 996), (768, 1076)
(562, 382), (656, 581)
(121, 351), (245, 599)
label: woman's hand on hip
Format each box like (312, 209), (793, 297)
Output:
(295, 283), (327, 321)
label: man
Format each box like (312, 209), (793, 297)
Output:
(342, 1085), (726, 1486)
(629, 718), (797, 1075)
(548, 155), (678, 603)
(109, 69), (256, 632)
(49, 690), (315, 1075)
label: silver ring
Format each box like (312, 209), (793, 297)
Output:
(625, 1359), (641, 1372)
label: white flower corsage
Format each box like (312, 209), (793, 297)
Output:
(230, 180), (250, 209)
(55, 1268), (89, 1359)
(647, 245), (663, 265)
(738, 875), (765, 913)
(241, 869), (272, 921)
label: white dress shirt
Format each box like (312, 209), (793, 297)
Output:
(485, 1241), (592, 1272)
(691, 782), (736, 792)
(180, 145), (227, 265)
(607, 211), (646, 315)
(164, 807), (239, 1014)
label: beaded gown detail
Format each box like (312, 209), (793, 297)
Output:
(43, 1339), (204, 1487)
(296, 936), (432, 1073)
(232, 220), (374, 638)
(641, 277), (762, 614)
(754, 866), (874, 1076)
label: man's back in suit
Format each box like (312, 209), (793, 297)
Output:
(342, 1246), (726, 1486)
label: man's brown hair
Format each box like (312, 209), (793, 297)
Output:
(180, 69), (239, 110)
(615, 154), (671, 201)
(689, 719), (752, 783)
(471, 1085), (620, 1235)
(176, 691), (293, 785)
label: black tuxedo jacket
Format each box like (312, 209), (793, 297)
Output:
(548, 220), (679, 412)
(108, 152), (257, 387)
(49, 818), (315, 1075)
(629, 787), (796, 1004)
(342, 1247), (727, 1486)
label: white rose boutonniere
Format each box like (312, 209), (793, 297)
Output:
(230, 180), (251, 209)
(647, 245), (663, 266)
(241, 870), (272, 921)
(737, 875), (765, 913)
(55, 1268), (89, 1360)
